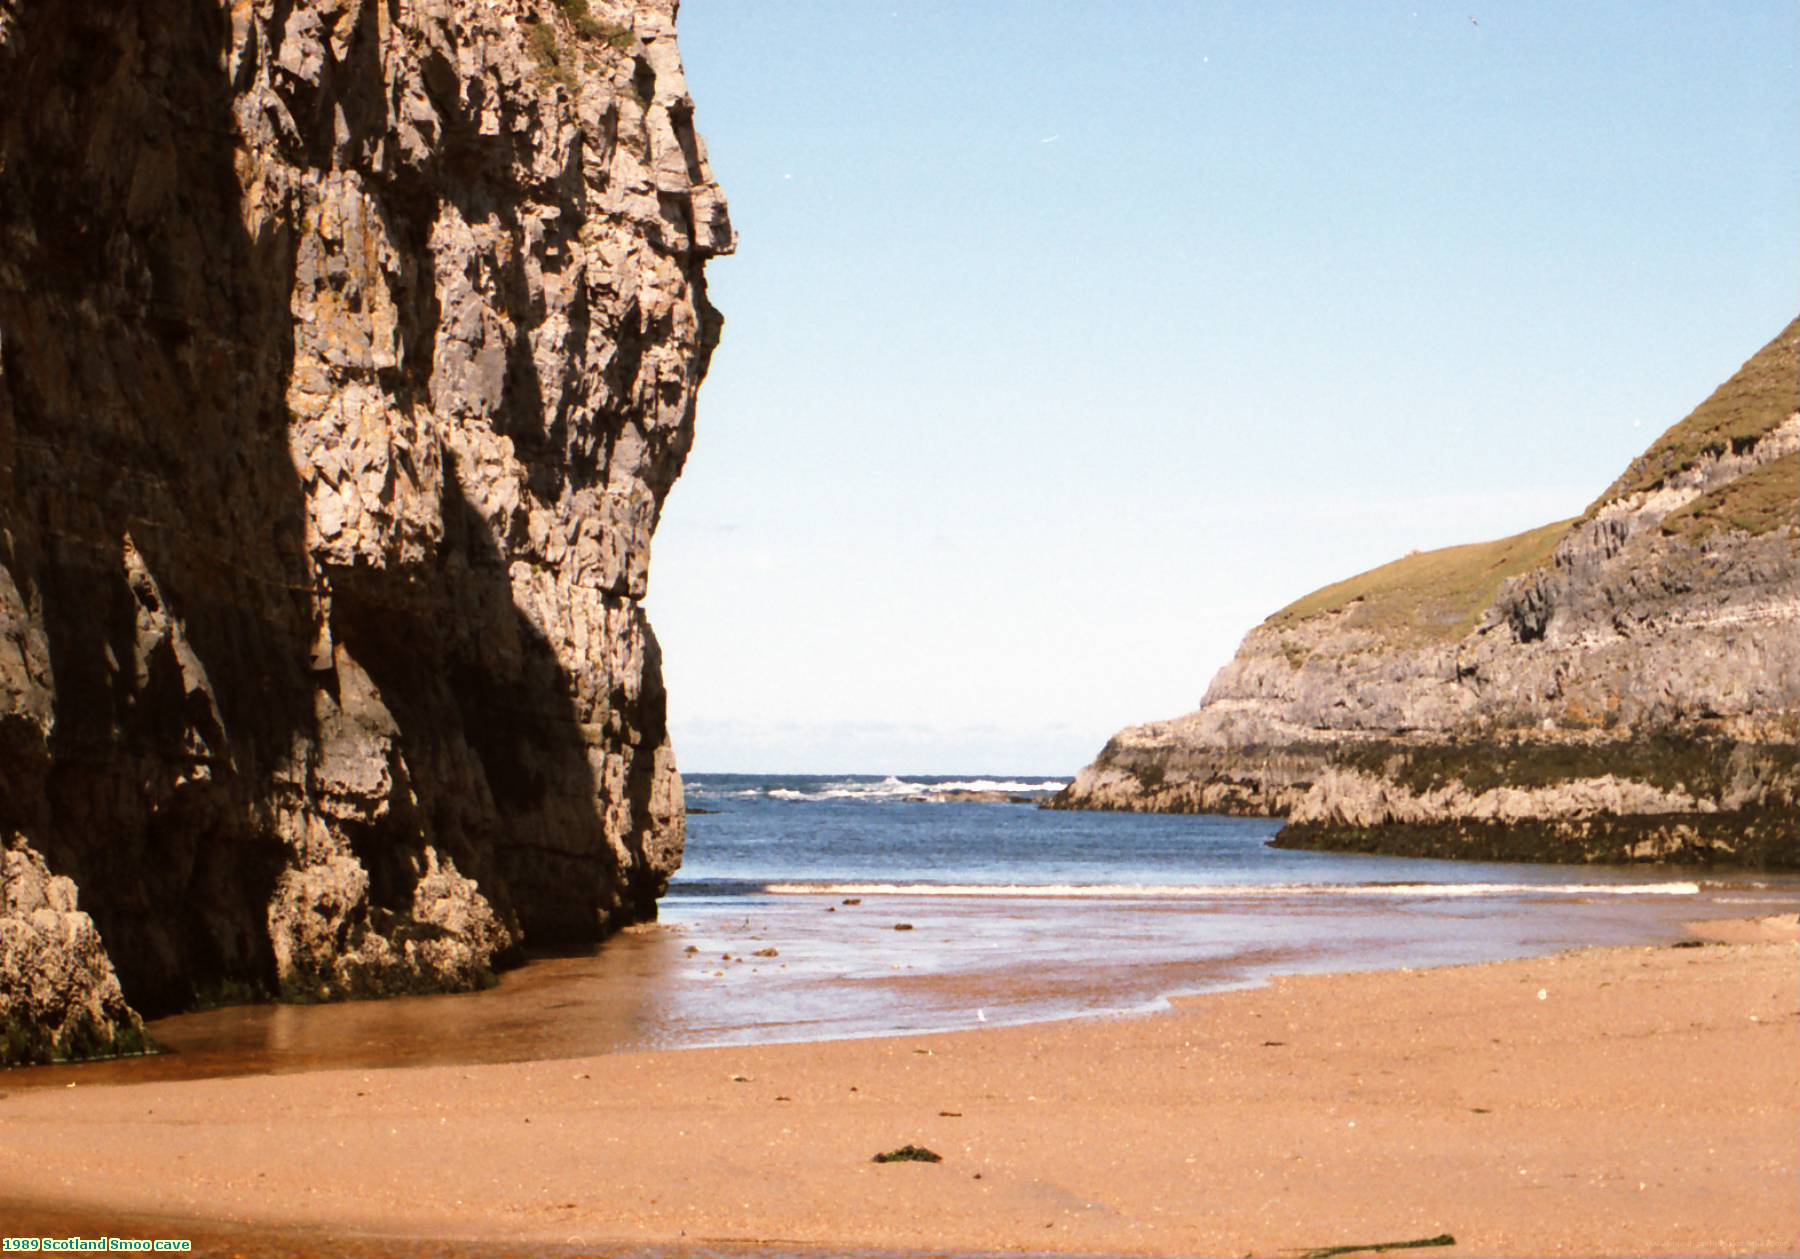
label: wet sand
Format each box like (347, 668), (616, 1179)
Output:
(1, 919), (1794, 1258)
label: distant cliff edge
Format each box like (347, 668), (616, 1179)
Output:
(1054, 319), (1798, 869)
(1, 0), (730, 1062)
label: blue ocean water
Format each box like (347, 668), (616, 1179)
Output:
(677, 772), (1730, 893)
(650, 771), (1797, 1046)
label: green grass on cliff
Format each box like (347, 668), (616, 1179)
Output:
(553, 0), (634, 48)
(1591, 316), (1800, 509)
(1266, 315), (1798, 645)
(527, 25), (576, 88)
(1660, 450), (1799, 539)
(1267, 519), (1572, 644)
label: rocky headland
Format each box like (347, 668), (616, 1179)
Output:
(1055, 319), (1799, 868)
(1, 0), (730, 1061)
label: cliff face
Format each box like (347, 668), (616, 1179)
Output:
(0, 0), (730, 1061)
(1056, 320), (1799, 868)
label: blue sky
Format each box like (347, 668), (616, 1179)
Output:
(647, 0), (1798, 775)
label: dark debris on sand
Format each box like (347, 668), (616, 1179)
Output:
(872, 1144), (942, 1164)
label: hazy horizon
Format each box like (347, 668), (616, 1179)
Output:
(655, 0), (1798, 775)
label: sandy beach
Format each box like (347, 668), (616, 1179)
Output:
(0, 922), (1794, 1258)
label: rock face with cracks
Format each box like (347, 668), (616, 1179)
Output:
(0, 0), (731, 1061)
(1055, 319), (1799, 869)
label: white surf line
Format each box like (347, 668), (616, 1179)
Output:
(762, 881), (1703, 899)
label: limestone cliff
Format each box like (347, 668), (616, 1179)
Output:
(0, 0), (731, 1061)
(1055, 319), (1799, 868)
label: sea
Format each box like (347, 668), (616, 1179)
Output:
(17, 772), (1797, 1085)
(668, 772), (1797, 1039)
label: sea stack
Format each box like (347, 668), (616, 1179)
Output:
(0, 0), (731, 1060)
(1055, 319), (1799, 868)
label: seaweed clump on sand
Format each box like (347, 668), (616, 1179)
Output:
(872, 1145), (942, 1164)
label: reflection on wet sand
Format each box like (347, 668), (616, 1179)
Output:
(5, 926), (683, 1090)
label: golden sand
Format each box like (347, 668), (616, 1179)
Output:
(1, 923), (1794, 1257)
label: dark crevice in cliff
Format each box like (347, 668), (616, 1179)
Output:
(495, 229), (559, 503)
(667, 101), (706, 185)
(631, 57), (657, 113)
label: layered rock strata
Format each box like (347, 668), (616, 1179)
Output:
(1056, 320), (1799, 868)
(1, 0), (730, 1060)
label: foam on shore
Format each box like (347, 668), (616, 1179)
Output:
(762, 879), (1703, 899)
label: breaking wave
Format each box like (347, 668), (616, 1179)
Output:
(759, 776), (1066, 802)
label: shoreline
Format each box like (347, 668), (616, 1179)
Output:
(0, 917), (1794, 1257)
(3, 871), (1778, 1090)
